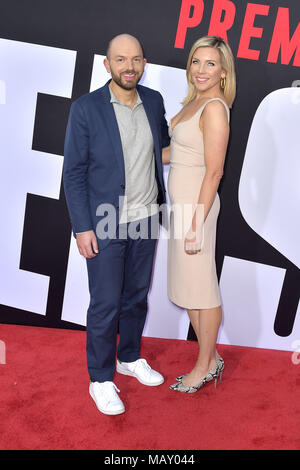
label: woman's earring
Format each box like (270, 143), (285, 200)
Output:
(220, 76), (226, 89)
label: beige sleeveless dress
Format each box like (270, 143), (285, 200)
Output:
(167, 98), (230, 309)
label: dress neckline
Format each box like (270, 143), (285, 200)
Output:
(170, 97), (228, 133)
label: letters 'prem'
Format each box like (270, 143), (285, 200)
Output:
(175, 0), (300, 66)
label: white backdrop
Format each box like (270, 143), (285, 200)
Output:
(1, 40), (299, 352)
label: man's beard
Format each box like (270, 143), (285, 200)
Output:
(111, 70), (142, 90)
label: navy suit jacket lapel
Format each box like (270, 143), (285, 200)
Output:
(138, 85), (160, 162)
(95, 82), (161, 186)
(97, 82), (125, 180)
(138, 86), (164, 191)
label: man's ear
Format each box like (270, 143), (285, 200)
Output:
(104, 57), (111, 74)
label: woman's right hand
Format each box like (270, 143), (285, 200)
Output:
(184, 204), (204, 254)
(184, 229), (202, 255)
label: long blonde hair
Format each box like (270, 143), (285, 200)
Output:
(183, 36), (236, 108)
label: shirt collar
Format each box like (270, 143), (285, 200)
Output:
(109, 86), (142, 108)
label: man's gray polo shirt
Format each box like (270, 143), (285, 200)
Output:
(110, 87), (158, 224)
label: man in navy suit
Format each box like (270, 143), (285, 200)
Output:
(63, 34), (170, 415)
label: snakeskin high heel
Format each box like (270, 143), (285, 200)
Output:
(175, 355), (224, 384)
(206, 356), (224, 388)
(169, 376), (207, 393)
(170, 356), (224, 393)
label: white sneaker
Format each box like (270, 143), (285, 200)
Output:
(117, 358), (164, 386)
(89, 381), (125, 415)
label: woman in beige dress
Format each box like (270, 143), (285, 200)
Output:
(163, 36), (236, 393)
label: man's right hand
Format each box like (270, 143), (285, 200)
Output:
(76, 230), (99, 258)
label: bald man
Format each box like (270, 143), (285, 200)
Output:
(63, 34), (170, 415)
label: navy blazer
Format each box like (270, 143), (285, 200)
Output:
(63, 80), (170, 248)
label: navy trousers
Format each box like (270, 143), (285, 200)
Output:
(86, 215), (159, 382)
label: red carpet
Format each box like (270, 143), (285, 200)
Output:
(0, 323), (299, 450)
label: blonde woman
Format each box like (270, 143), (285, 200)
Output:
(164, 36), (236, 393)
